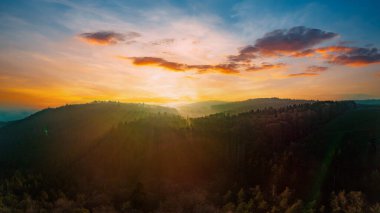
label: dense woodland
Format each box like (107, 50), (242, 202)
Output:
(0, 100), (380, 212)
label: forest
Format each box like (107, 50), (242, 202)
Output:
(0, 100), (380, 212)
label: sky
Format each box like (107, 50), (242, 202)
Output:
(0, 0), (380, 113)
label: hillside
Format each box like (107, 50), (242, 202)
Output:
(0, 101), (177, 169)
(178, 98), (314, 117)
(213, 98), (314, 114)
(2, 101), (380, 212)
(300, 105), (380, 203)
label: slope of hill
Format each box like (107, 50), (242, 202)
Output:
(0, 101), (177, 169)
(1, 101), (355, 191)
(213, 97), (314, 114)
(299, 105), (380, 204)
(178, 98), (315, 117)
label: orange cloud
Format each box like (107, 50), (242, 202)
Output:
(287, 73), (319, 77)
(315, 46), (353, 55)
(192, 64), (240, 74)
(246, 63), (286, 72)
(292, 46), (380, 67)
(122, 56), (239, 74)
(121, 56), (289, 74)
(292, 46), (352, 58)
(130, 57), (186, 71)
(292, 49), (316, 57)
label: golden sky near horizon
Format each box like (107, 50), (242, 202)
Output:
(1, 1), (380, 109)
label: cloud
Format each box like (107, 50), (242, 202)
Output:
(123, 56), (239, 74)
(292, 49), (316, 57)
(227, 26), (379, 68)
(188, 63), (240, 74)
(87, 25), (377, 76)
(287, 72), (319, 77)
(124, 56), (287, 74)
(315, 46), (353, 56)
(229, 26), (338, 62)
(305, 65), (328, 72)
(79, 31), (141, 45)
(255, 26), (338, 55)
(228, 45), (259, 62)
(285, 66), (327, 78)
(292, 46), (352, 58)
(291, 45), (380, 67)
(327, 47), (380, 66)
(128, 57), (186, 71)
(246, 63), (286, 72)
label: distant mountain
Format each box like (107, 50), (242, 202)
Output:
(0, 101), (177, 169)
(213, 98), (314, 113)
(354, 99), (380, 106)
(178, 98), (314, 117)
(177, 100), (227, 117)
(0, 108), (35, 121)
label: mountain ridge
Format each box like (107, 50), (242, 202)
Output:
(177, 97), (315, 117)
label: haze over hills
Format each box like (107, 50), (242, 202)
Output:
(1, 98), (380, 124)
(355, 99), (380, 106)
(165, 98), (380, 118)
(211, 98), (314, 115)
(0, 108), (36, 122)
(177, 98), (315, 117)
(2, 98), (312, 122)
(176, 100), (228, 117)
